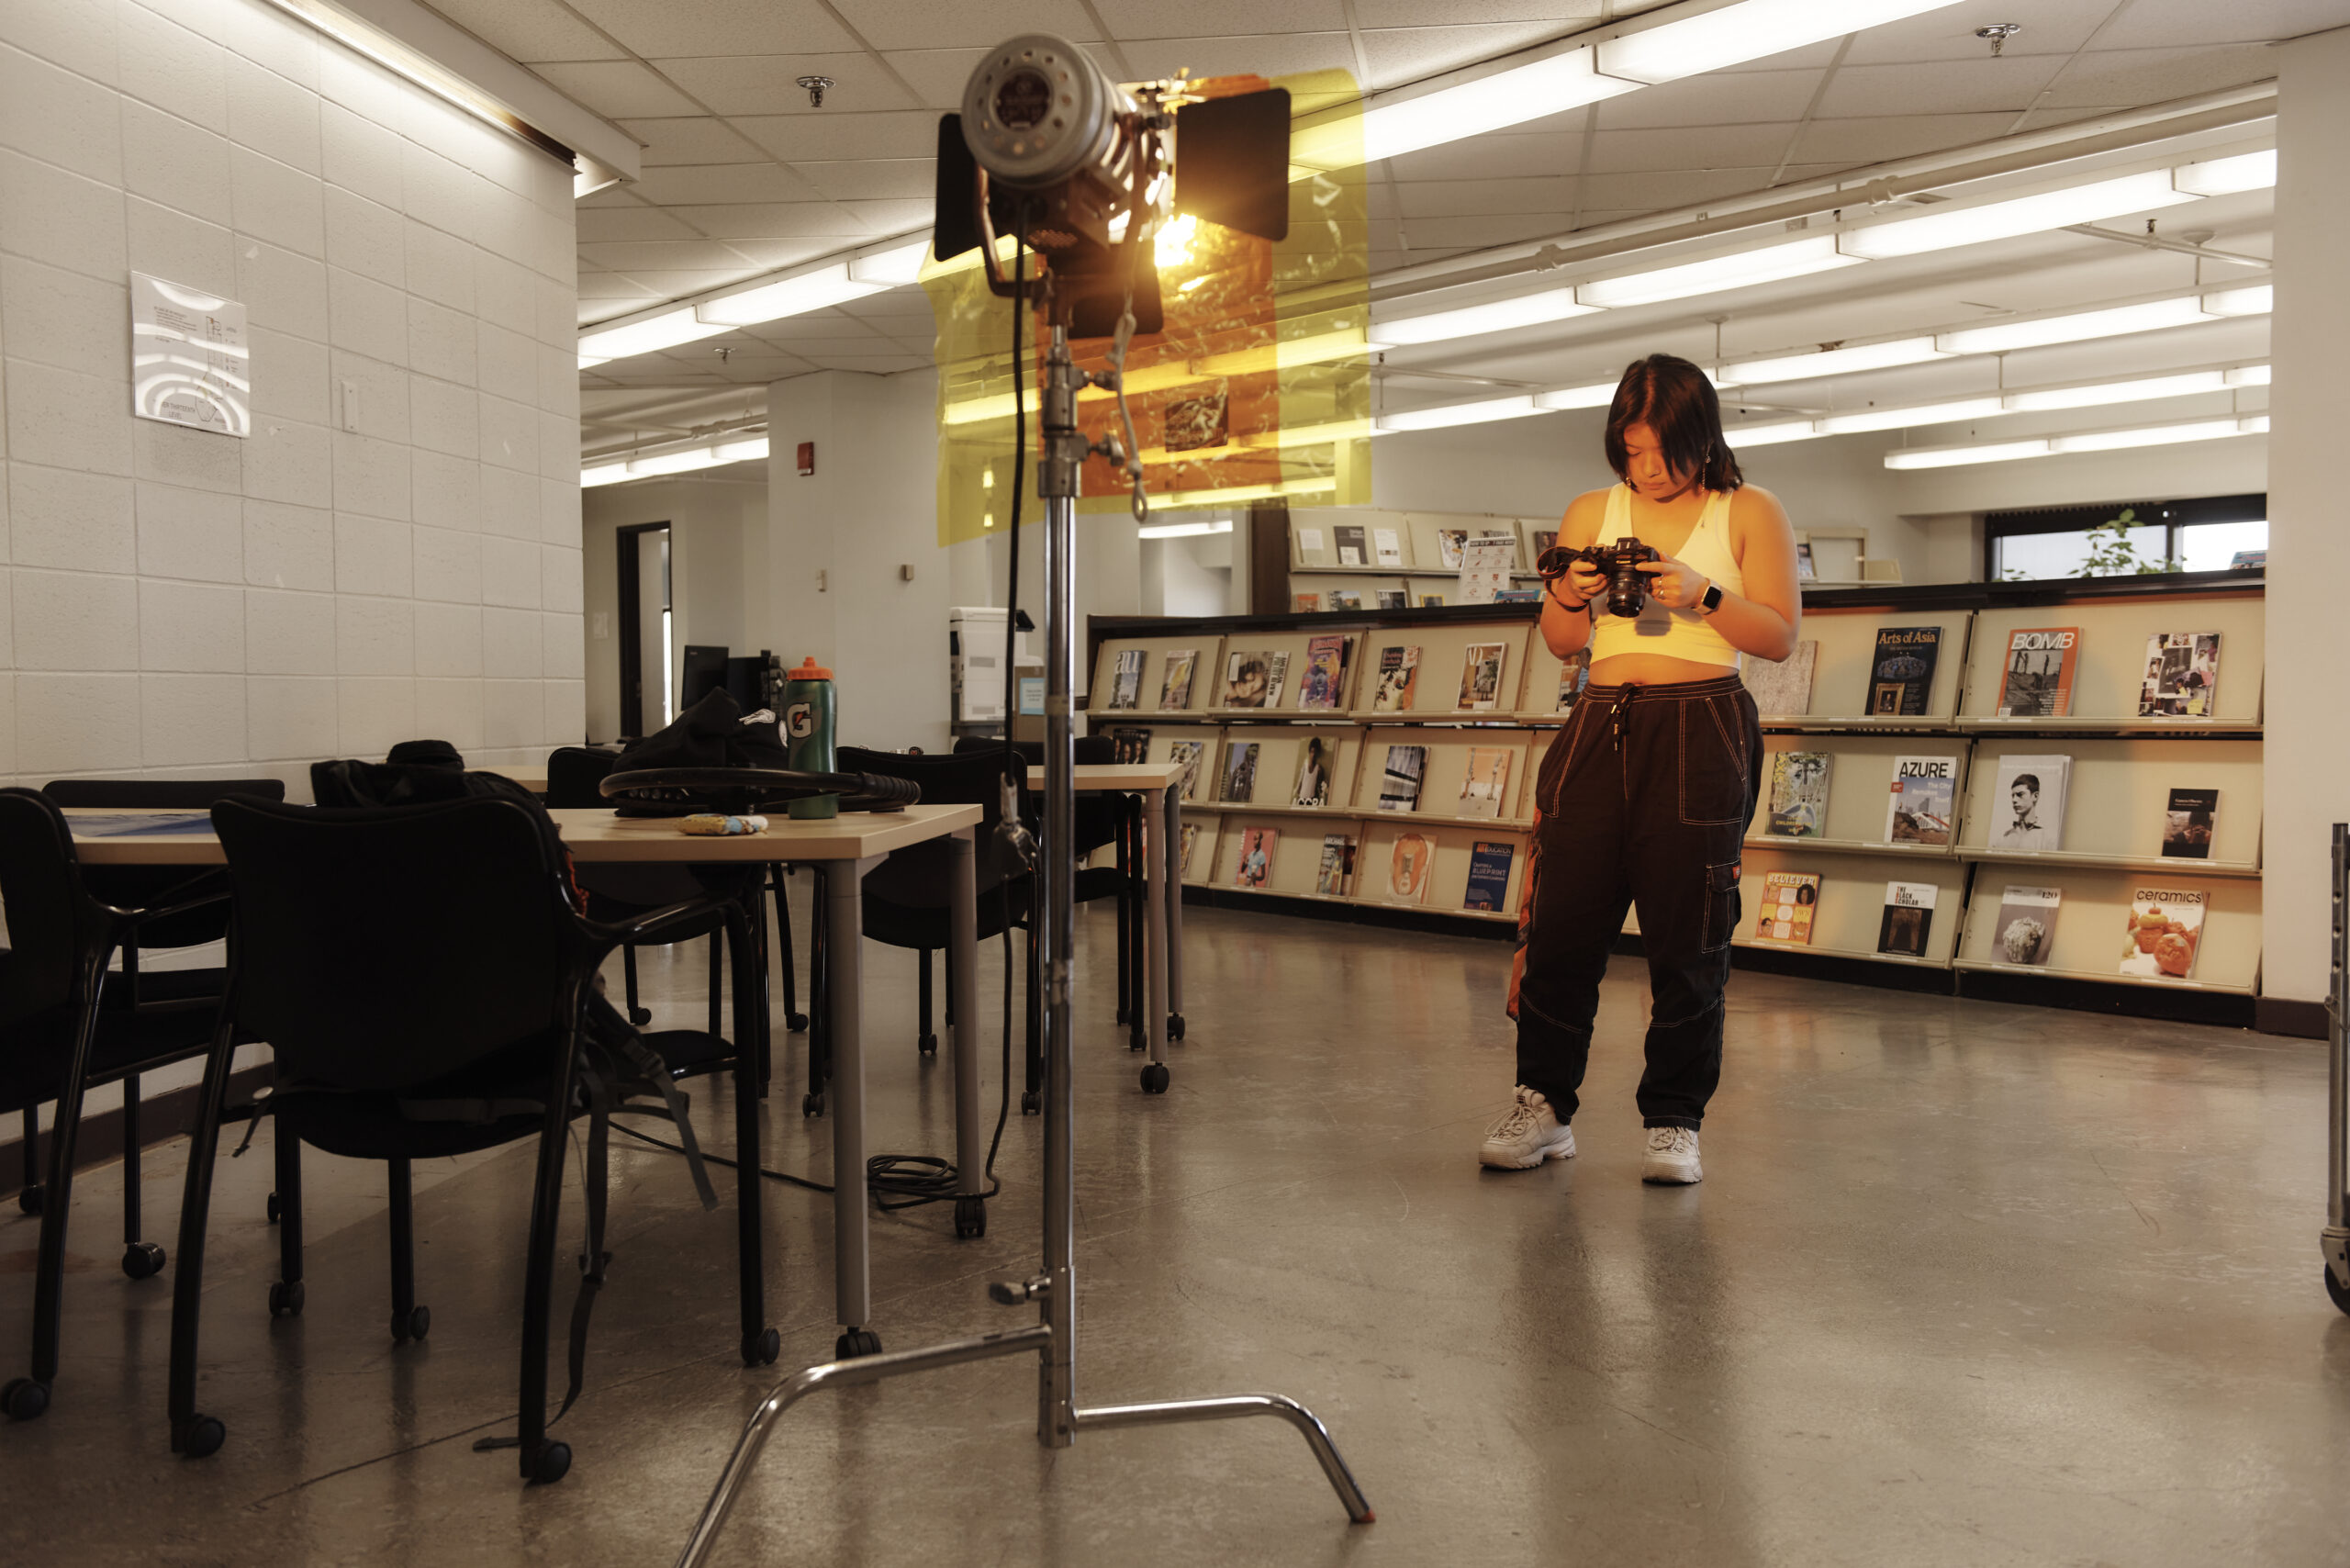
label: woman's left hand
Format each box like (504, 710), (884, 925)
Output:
(1636, 553), (1712, 610)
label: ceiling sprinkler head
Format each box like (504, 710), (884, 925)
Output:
(1975, 23), (2022, 57)
(797, 73), (835, 108)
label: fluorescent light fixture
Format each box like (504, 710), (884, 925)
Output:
(1137, 519), (1237, 540)
(2003, 370), (2229, 412)
(2240, 413), (2271, 433)
(1719, 336), (1947, 386)
(1726, 420), (1823, 446)
(577, 308), (730, 366)
(1936, 296), (2213, 354)
(712, 436), (770, 464)
(1151, 478), (1337, 509)
(1376, 396), (1543, 431)
(1818, 398), (2003, 434)
(628, 447), (722, 476)
(2050, 418), (2254, 454)
(1578, 236), (1860, 308)
(2226, 364), (2271, 386)
(584, 433), (768, 484)
(1884, 439), (2051, 470)
(2201, 283), (2273, 317)
(580, 463), (632, 487)
(1533, 382), (1621, 411)
(2175, 149), (2277, 196)
(1292, 46), (1637, 170)
(698, 263), (886, 327)
(1375, 287), (1596, 346)
(847, 240), (932, 286)
(1840, 170), (2192, 261)
(1596, 0), (1964, 85)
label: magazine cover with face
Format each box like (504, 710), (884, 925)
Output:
(1292, 734), (1337, 807)
(1222, 651), (1270, 709)
(1386, 832), (1434, 904)
(1372, 645), (1420, 711)
(1221, 742), (1259, 803)
(2138, 631), (2221, 717)
(1233, 827), (1276, 890)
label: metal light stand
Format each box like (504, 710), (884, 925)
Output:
(2322, 823), (2350, 1306)
(673, 291), (1371, 1568)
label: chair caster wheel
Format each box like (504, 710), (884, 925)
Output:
(743, 1327), (780, 1366)
(266, 1192), (281, 1225)
(801, 1092), (824, 1118)
(269, 1280), (305, 1317)
(787, 1013), (810, 1034)
(393, 1305), (431, 1343)
(627, 1006), (653, 1026)
(834, 1328), (882, 1361)
(2328, 1265), (2350, 1316)
(17, 1185), (42, 1216)
(1169, 1014), (1186, 1042)
(954, 1196), (986, 1239)
(122, 1240), (167, 1280)
(177, 1412), (225, 1458)
(1020, 1091), (1040, 1116)
(1140, 1063), (1170, 1094)
(2, 1377), (50, 1422)
(526, 1439), (572, 1485)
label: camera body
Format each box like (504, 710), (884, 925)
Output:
(1538, 537), (1662, 619)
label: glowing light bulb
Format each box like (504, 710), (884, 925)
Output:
(1155, 213), (1199, 271)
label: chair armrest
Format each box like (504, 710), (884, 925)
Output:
(581, 893), (737, 951)
(120, 881), (232, 929)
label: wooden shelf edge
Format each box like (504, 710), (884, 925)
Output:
(1732, 938), (1952, 968)
(1744, 836), (1958, 859)
(1950, 958), (2255, 995)
(1956, 850), (2264, 879)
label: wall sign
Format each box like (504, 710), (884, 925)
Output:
(131, 273), (249, 437)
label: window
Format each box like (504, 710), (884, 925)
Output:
(1985, 494), (2265, 581)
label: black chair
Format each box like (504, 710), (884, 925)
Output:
(26, 778), (285, 1236)
(0, 789), (239, 1423)
(165, 794), (778, 1484)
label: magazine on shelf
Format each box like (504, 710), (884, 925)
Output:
(2139, 631), (2221, 718)
(1334, 523), (1369, 566)
(1222, 650), (1271, 708)
(1884, 755), (1957, 846)
(1158, 649), (1197, 711)
(2120, 887), (2206, 980)
(1105, 648), (1144, 711)
(1457, 535), (1516, 604)
(1264, 650), (1292, 708)
(1995, 626), (2081, 717)
(1458, 748), (1514, 820)
(1329, 590), (1363, 612)
(1373, 527), (1404, 566)
(1291, 734), (1339, 808)
(1986, 754), (2070, 852)
(1530, 529), (1559, 560)
(1765, 752), (1832, 838)
(1464, 841), (1516, 912)
(1458, 642), (1507, 711)
(1107, 727), (1150, 766)
(1755, 871), (1821, 945)
(1179, 822), (1201, 879)
(1742, 641), (1817, 717)
(1386, 831), (1434, 904)
(1557, 648), (1592, 711)
(1372, 644), (1421, 711)
(1376, 589), (1408, 610)
(1292, 593), (1320, 612)
(1378, 745), (1427, 812)
(1876, 880), (1937, 958)
(1295, 526), (1324, 560)
(1165, 739), (1206, 801)
(1233, 827), (1276, 890)
(1436, 529), (1468, 570)
(1796, 541), (1817, 580)
(1221, 742), (1259, 803)
(1868, 626), (1942, 716)
(2162, 787), (2219, 859)
(1991, 884), (2061, 967)
(1315, 834), (1357, 897)
(1299, 634), (1347, 711)
(1420, 594), (1445, 608)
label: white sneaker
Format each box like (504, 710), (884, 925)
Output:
(1479, 1087), (1575, 1170)
(1640, 1126), (1702, 1184)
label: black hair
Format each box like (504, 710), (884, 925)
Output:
(1604, 353), (1743, 493)
(2010, 773), (2041, 795)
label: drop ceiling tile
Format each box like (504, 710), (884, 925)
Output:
(1575, 166), (1785, 212)
(565, 0), (857, 60)
(740, 312), (882, 342)
(580, 240), (762, 271)
(1392, 176), (1577, 220)
(746, 337), (905, 359)
(617, 118), (775, 165)
(834, 197), (938, 232)
(630, 162), (823, 206)
(420, 0), (627, 62)
(664, 202), (868, 240)
(886, 48), (989, 108)
(1384, 131), (1581, 182)
(1816, 57), (2065, 118)
(531, 61), (705, 119)
(1394, 213), (1573, 249)
(1352, 0), (1604, 24)
(2106, 0), (2350, 48)
(576, 205), (705, 243)
(1365, 183), (1400, 220)
(2038, 43), (2277, 108)
(656, 53), (916, 118)
(1595, 69), (1823, 129)
(723, 237), (863, 268)
(580, 181), (647, 208)
(1093, 0), (1348, 37)
(792, 159), (938, 201)
(1584, 126), (1791, 174)
(1838, 0), (2112, 65)
(578, 274), (663, 298)
(1358, 22), (1568, 87)
(1713, 39), (1845, 73)
(1117, 33), (1359, 84)
(839, 0), (1102, 50)
(732, 110), (943, 162)
(1785, 112), (2015, 165)
(592, 268), (769, 298)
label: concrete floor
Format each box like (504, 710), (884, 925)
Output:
(3, 893), (2347, 1566)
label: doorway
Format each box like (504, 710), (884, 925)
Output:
(615, 521), (672, 740)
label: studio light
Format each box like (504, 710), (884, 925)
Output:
(1595, 0), (1964, 85)
(697, 263), (887, 327)
(1577, 235), (1861, 308)
(1374, 287), (1597, 346)
(1838, 169), (2194, 260)
(1718, 337), (1949, 386)
(1375, 396), (1543, 431)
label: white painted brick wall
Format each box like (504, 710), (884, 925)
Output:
(0, 0), (586, 790)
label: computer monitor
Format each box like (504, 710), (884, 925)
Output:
(679, 644), (730, 710)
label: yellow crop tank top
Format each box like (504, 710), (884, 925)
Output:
(1585, 483), (1744, 671)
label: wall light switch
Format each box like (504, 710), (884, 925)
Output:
(341, 379), (361, 432)
(589, 610), (609, 640)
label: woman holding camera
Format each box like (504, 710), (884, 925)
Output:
(1479, 353), (1801, 1184)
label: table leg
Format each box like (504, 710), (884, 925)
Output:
(1141, 788), (1169, 1092)
(1162, 782), (1187, 1044)
(947, 828), (986, 1237)
(826, 854), (881, 1357)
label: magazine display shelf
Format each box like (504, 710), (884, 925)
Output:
(1195, 630), (1367, 720)
(1953, 865), (2263, 996)
(1957, 593), (2264, 727)
(1085, 635), (1223, 721)
(1754, 603), (1974, 727)
(1748, 732), (1975, 858)
(1346, 623), (1537, 722)
(1736, 843), (1970, 967)
(1957, 735), (2264, 879)
(1206, 725), (1367, 814)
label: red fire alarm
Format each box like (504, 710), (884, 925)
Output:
(796, 442), (815, 476)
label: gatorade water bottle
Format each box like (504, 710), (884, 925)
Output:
(782, 656), (838, 820)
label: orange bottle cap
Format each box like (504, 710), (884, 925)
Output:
(790, 655), (834, 680)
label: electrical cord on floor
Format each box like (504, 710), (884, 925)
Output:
(610, 927), (1018, 1215)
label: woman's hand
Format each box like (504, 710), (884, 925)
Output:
(1552, 559), (1606, 608)
(1636, 553), (1711, 610)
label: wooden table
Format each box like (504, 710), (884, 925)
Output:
(67, 802), (987, 1354)
(1027, 762), (1188, 1083)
